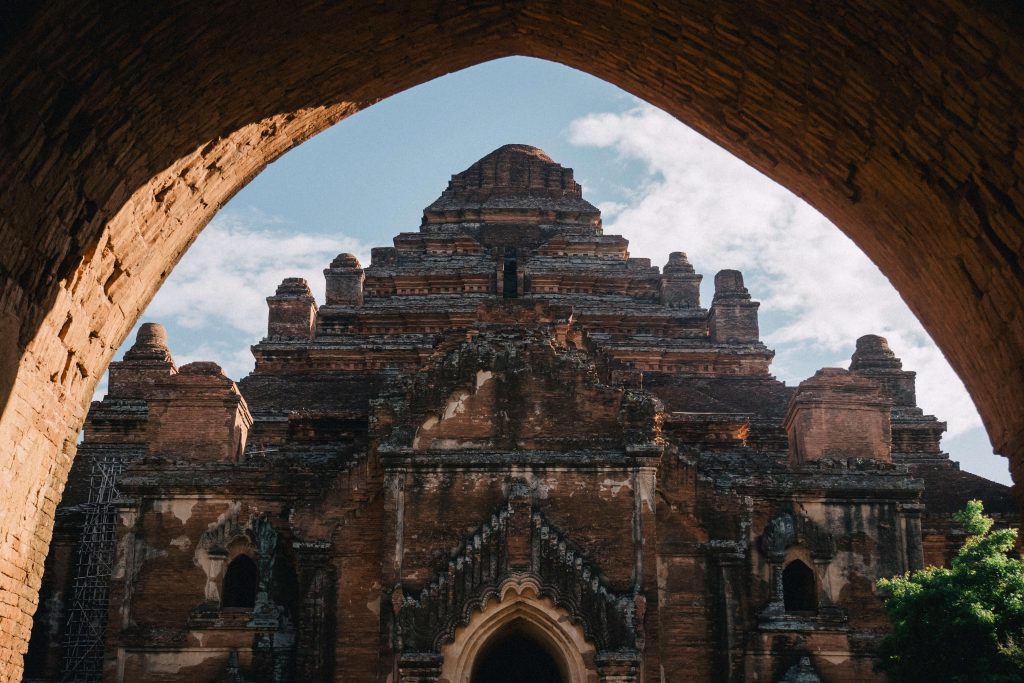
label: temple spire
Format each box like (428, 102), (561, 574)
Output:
(421, 144), (602, 240)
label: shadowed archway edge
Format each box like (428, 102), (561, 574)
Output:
(0, 1), (1022, 676)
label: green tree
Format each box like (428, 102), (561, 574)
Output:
(877, 500), (1024, 682)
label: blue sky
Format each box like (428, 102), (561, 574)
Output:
(103, 57), (1010, 484)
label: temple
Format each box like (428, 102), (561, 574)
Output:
(25, 145), (1016, 682)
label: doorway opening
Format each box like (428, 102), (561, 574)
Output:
(782, 559), (817, 613)
(222, 554), (259, 609)
(503, 249), (518, 299)
(471, 624), (565, 683)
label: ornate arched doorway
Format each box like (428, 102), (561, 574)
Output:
(393, 487), (643, 683)
(438, 579), (598, 683)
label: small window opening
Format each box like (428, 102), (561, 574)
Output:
(782, 559), (817, 612)
(503, 250), (518, 299)
(222, 554), (259, 608)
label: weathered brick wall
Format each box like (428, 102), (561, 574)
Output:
(146, 363), (252, 462)
(332, 492), (386, 682)
(392, 469), (642, 590)
(742, 499), (913, 683)
(2, 2), (1023, 676)
(785, 369), (893, 463)
(106, 496), (297, 681)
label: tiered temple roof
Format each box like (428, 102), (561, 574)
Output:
(27, 145), (1016, 683)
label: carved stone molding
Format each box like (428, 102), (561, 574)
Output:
(393, 488), (643, 664)
(759, 512), (836, 563)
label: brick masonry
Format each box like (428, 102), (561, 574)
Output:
(20, 146), (1020, 682)
(1, 2), (1023, 678)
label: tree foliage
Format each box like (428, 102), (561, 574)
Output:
(877, 500), (1024, 682)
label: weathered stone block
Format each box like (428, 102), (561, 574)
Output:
(146, 362), (252, 461)
(708, 270), (760, 343)
(784, 368), (892, 463)
(324, 253), (364, 306)
(660, 252), (703, 308)
(267, 278), (317, 339)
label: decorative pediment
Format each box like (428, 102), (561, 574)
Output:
(197, 509), (277, 557)
(373, 307), (663, 454)
(197, 506), (246, 554)
(760, 512), (836, 562)
(760, 513), (796, 561)
(392, 483), (644, 656)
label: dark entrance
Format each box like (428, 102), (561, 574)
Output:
(222, 554), (259, 608)
(782, 559), (817, 612)
(503, 248), (518, 298)
(471, 630), (563, 683)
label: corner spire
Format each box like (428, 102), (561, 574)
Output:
(124, 322), (173, 363)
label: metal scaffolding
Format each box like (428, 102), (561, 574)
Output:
(60, 454), (127, 682)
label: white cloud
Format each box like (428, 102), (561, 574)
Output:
(595, 201), (628, 220)
(127, 207), (373, 383)
(146, 208), (371, 337)
(173, 342), (260, 384)
(568, 104), (984, 440)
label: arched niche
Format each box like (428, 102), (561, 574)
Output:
(782, 560), (817, 613)
(2, 2), (1023, 675)
(439, 579), (598, 683)
(222, 554), (259, 609)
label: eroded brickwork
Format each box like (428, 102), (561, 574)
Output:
(23, 147), (1017, 682)
(3, 4), (1024, 676)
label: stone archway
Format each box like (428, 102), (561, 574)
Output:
(438, 579), (598, 683)
(2, 2), (1023, 675)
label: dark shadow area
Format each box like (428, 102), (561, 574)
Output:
(783, 560), (817, 613)
(503, 249), (518, 299)
(471, 629), (563, 683)
(223, 555), (259, 608)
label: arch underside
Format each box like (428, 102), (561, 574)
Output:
(1, 1), (1023, 676)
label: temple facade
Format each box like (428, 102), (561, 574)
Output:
(25, 145), (1016, 682)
